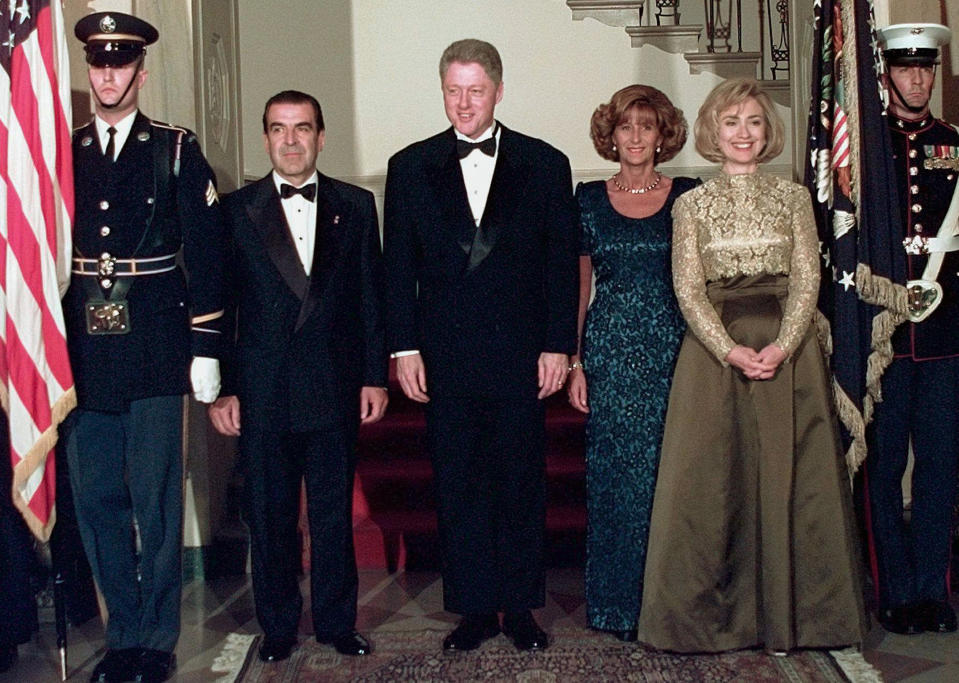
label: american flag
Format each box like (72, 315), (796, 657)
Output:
(805, 0), (906, 474)
(0, 0), (75, 541)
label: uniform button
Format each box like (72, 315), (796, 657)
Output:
(100, 251), (111, 260)
(146, 197), (155, 205)
(99, 200), (109, 210)
(100, 226), (110, 237)
(100, 278), (112, 289)
(908, 133), (917, 141)
(911, 185), (919, 194)
(909, 149), (918, 159)
(949, 174), (955, 181)
(915, 223), (923, 233)
(910, 166), (918, 176)
(912, 203), (922, 214)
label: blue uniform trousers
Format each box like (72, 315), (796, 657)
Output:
(64, 395), (183, 652)
(867, 357), (959, 608)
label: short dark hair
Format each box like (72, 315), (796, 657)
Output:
(589, 84), (688, 164)
(439, 39), (503, 85)
(262, 90), (324, 133)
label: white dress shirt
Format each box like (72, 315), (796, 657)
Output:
(456, 122), (500, 226)
(95, 110), (138, 161)
(273, 170), (319, 275)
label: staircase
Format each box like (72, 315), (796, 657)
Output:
(567, 0), (792, 106)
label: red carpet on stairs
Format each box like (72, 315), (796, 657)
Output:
(350, 361), (587, 571)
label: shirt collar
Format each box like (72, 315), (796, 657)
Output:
(454, 121), (499, 143)
(95, 110), (138, 148)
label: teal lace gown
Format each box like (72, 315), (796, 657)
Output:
(578, 177), (697, 631)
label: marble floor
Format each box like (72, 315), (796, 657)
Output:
(3, 567), (959, 682)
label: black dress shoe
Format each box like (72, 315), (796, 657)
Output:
(918, 600), (958, 633)
(442, 614), (500, 652)
(136, 649), (175, 683)
(0, 643), (17, 673)
(502, 611), (549, 651)
(90, 648), (140, 682)
(258, 636), (296, 662)
(317, 630), (372, 656)
(878, 605), (923, 635)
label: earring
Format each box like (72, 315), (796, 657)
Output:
(656, 146), (661, 153)
(612, 143), (617, 151)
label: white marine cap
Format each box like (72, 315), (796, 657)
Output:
(878, 23), (951, 65)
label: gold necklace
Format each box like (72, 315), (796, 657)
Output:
(612, 172), (662, 194)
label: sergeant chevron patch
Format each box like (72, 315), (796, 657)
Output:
(205, 179), (219, 206)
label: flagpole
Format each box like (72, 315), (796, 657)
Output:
(54, 568), (67, 680)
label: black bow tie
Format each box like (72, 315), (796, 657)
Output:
(456, 136), (497, 159)
(280, 182), (317, 202)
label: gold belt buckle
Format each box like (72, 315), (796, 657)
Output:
(97, 253), (116, 277)
(85, 300), (131, 335)
(903, 235), (929, 256)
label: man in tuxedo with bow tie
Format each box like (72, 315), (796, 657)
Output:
(208, 90), (387, 662)
(384, 39), (579, 652)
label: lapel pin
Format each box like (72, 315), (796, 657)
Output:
(137, 132), (150, 142)
(81, 136), (93, 147)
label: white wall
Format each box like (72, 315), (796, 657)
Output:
(237, 0), (792, 184)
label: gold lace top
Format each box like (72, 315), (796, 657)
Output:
(671, 172), (819, 364)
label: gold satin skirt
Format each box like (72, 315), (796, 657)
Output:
(638, 274), (866, 653)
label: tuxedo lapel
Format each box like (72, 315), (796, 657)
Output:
(246, 176), (309, 299)
(426, 132), (477, 271)
(296, 174), (343, 330)
(467, 126), (527, 272)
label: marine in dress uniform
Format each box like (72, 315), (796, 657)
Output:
(867, 22), (959, 636)
(64, 13), (226, 683)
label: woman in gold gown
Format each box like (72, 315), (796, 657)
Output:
(637, 79), (866, 654)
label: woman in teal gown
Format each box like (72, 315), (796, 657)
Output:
(567, 85), (696, 641)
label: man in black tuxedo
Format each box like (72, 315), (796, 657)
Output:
(383, 39), (579, 653)
(208, 91), (387, 662)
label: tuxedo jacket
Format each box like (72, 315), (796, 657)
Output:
(220, 173), (387, 432)
(383, 125), (580, 398)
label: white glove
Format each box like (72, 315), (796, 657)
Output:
(190, 356), (221, 403)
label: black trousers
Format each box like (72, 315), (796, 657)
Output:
(866, 357), (959, 608)
(0, 412), (38, 648)
(64, 396), (184, 652)
(241, 423), (358, 640)
(426, 395), (546, 614)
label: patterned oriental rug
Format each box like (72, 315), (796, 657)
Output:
(211, 627), (883, 682)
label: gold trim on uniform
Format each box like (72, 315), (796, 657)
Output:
(191, 310), (224, 325)
(205, 179), (219, 206)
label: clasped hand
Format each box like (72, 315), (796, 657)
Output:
(725, 344), (786, 381)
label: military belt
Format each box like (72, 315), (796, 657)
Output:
(72, 253), (178, 277)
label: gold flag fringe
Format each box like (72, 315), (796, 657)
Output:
(8, 386), (77, 542)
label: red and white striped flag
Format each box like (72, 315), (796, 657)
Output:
(0, 0), (75, 541)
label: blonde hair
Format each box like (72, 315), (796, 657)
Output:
(693, 78), (785, 164)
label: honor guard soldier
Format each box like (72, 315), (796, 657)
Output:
(64, 12), (226, 682)
(868, 23), (959, 636)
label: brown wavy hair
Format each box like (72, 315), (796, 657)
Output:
(590, 84), (687, 164)
(693, 78), (785, 164)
